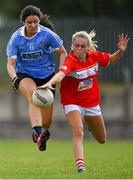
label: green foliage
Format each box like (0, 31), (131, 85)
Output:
(0, 0), (132, 19)
(0, 140), (133, 179)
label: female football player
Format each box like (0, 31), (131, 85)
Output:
(6, 5), (67, 151)
(38, 30), (129, 172)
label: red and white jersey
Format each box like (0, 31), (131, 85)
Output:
(59, 50), (110, 108)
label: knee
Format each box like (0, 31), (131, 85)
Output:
(97, 136), (107, 144)
(73, 127), (84, 139)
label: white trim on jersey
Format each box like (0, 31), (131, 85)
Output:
(68, 63), (98, 79)
(20, 26), (41, 39)
(10, 55), (17, 59)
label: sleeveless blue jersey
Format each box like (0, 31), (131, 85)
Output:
(7, 25), (63, 78)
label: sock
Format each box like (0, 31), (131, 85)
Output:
(76, 159), (85, 170)
(32, 126), (42, 137)
(41, 128), (50, 140)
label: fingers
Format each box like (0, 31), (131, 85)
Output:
(37, 86), (48, 89)
(119, 33), (129, 42)
(118, 33), (129, 50)
(37, 86), (45, 89)
(37, 85), (55, 90)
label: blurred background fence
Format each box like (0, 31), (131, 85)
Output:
(0, 17), (133, 140)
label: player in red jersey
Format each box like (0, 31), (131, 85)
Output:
(38, 30), (129, 173)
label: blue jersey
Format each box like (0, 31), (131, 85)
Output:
(7, 25), (63, 78)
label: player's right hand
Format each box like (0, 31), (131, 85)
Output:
(37, 82), (55, 90)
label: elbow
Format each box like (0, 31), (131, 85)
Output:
(110, 60), (115, 65)
(110, 58), (117, 65)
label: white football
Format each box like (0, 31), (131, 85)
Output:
(32, 88), (54, 108)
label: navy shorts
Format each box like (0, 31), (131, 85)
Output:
(17, 72), (56, 95)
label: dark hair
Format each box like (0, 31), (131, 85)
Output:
(20, 5), (55, 32)
(20, 5), (42, 22)
(40, 14), (55, 32)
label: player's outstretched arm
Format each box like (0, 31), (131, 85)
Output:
(38, 71), (65, 90)
(110, 33), (129, 65)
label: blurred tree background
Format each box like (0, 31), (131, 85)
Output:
(0, 0), (132, 84)
(0, 0), (133, 19)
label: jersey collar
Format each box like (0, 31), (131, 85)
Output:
(69, 50), (91, 62)
(20, 25), (41, 37)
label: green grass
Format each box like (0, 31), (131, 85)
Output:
(0, 140), (133, 179)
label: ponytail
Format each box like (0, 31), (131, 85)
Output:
(40, 14), (55, 32)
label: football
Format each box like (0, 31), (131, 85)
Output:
(32, 88), (54, 108)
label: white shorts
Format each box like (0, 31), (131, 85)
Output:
(64, 104), (102, 117)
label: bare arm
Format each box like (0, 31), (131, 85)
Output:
(38, 46), (67, 90)
(7, 57), (17, 80)
(38, 71), (65, 90)
(110, 33), (129, 64)
(56, 46), (67, 68)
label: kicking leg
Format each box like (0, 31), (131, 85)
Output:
(84, 115), (107, 143)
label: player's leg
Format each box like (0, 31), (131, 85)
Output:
(66, 110), (84, 159)
(65, 105), (86, 173)
(19, 77), (42, 126)
(37, 104), (54, 150)
(34, 73), (55, 149)
(41, 103), (54, 128)
(19, 78), (46, 150)
(84, 115), (107, 143)
(41, 103), (54, 139)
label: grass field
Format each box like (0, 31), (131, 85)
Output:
(0, 140), (133, 179)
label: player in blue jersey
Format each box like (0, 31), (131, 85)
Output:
(6, 5), (67, 151)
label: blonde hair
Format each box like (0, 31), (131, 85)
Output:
(71, 30), (98, 50)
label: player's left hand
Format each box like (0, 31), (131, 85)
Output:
(117, 33), (129, 52)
